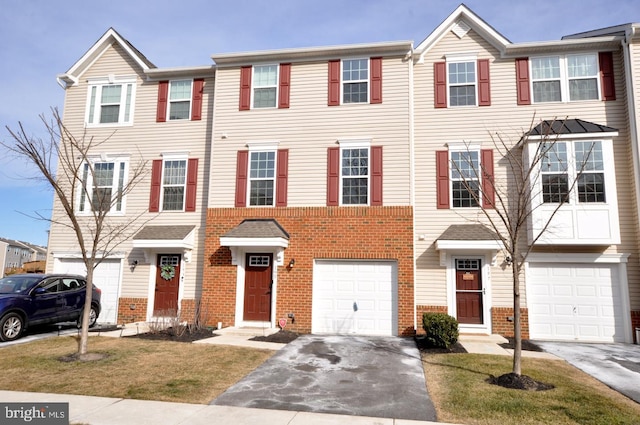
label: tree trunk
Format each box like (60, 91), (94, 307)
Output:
(78, 265), (93, 356)
(512, 261), (522, 376)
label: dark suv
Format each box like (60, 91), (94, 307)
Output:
(0, 274), (102, 341)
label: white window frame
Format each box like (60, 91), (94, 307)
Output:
(77, 155), (130, 215)
(342, 58), (369, 104)
(448, 144), (481, 208)
(160, 153), (189, 212)
(339, 140), (371, 206)
(252, 64), (279, 109)
(530, 53), (601, 103)
(85, 76), (136, 126)
(445, 54), (478, 107)
(248, 150), (277, 207)
(168, 79), (193, 120)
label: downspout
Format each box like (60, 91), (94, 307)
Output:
(623, 28), (640, 245)
(407, 45), (418, 333)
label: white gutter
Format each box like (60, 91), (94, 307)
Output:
(623, 27), (640, 248)
(407, 44), (418, 333)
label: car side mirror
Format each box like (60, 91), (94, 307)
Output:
(33, 287), (46, 296)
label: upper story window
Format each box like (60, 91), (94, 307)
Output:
(169, 80), (192, 120)
(234, 146), (289, 207)
(450, 150), (480, 207)
(149, 156), (199, 213)
(341, 146), (370, 205)
(448, 61), (476, 106)
(249, 150), (276, 205)
(540, 141), (606, 204)
(328, 58), (382, 106)
(434, 57), (490, 108)
(342, 59), (369, 104)
(239, 64), (290, 110)
(86, 80), (135, 126)
(78, 158), (128, 214)
(531, 54), (599, 103)
(435, 147), (494, 209)
(253, 65), (278, 108)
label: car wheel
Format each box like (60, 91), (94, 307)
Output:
(77, 306), (99, 328)
(0, 313), (24, 342)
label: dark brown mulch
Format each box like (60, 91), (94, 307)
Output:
(125, 328), (217, 343)
(499, 337), (543, 352)
(414, 336), (467, 354)
(249, 330), (300, 343)
(487, 372), (555, 391)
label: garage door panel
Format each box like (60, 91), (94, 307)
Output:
(528, 263), (624, 342)
(312, 260), (397, 336)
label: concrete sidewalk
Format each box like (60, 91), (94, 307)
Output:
(0, 390), (450, 425)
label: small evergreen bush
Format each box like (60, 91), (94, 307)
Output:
(422, 312), (459, 348)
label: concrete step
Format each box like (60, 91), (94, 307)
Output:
(213, 326), (279, 337)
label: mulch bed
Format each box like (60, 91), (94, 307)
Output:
(414, 336), (467, 354)
(249, 330), (300, 343)
(488, 372), (555, 391)
(125, 328), (217, 343)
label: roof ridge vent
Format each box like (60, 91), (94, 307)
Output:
(452, 20), (471, 39)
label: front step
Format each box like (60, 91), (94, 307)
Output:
(213, 326), (279, 338)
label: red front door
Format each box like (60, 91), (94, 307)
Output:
(455, 259), (483, 324)
(154, 254), (180, 315)
(243, 254), (272, 321)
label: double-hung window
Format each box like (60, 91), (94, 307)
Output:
(342, 59), (369, 104)
(249, 151), (276, 206)
(78, 158), (128, 214)
(168, 80), (192, 120)
(540, 141), (606, 204)
(162, 159), (187, 211)
(450, 150), (480, 207)
(253, 65), (278, 108)
(86, 79), (135, 125)
(341, 146), (369, 205)
(531, 54), (599, 103)
(448, 60), (476, 106)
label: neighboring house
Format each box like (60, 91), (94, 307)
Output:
(47, 5), (640, 342)
(51, 28), (213, 324)
(0, 238), (47, 277)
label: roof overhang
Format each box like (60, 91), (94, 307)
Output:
(503, 36), (622, 58)
(435, 224), (505, 267)
(144, 65), (215, 81)
(132, 225), (196, 263)
(211, 40), (413, 67)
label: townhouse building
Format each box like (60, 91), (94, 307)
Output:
(47, 5), (640, 342)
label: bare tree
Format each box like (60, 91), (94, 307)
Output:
(452, 116), (595, 377)
(3, 108), (149, 358)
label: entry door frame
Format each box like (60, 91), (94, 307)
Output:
(234, 248), (277, 328)
(446, 253), (492, 334)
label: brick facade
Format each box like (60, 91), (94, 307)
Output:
(491, 307), (529, 339)
(415, 305), (448, 335)
(203, 206), (415, 336)
(117, 297), (148, 324)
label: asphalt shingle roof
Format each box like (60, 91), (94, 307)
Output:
(133, 225), (195, 240)
(223, 219), (289, 239)
(437, 224), (500, 241)
(527, 119), (617, 136)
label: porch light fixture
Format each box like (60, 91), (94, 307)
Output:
(288, 258), (295, 268)
(505, 256), (513, 266)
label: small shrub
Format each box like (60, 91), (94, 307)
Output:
(422, 313), (459, 348)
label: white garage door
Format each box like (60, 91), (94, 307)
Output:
(54, 259), (121, 324)
(527, 263), (625, 342)
(312, 260), (397, 336)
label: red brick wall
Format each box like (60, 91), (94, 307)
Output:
(632, 310), (640, 343)
(492, 307), (529, 339)
(204, 206), (414, 335)
(117, 297), (147, 324)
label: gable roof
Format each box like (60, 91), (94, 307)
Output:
(222, 219), (289, 240)
(57, 28), (156, 88)
(414, 4), (511, 60)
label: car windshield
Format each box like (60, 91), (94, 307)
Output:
(0, 276), (42, 294)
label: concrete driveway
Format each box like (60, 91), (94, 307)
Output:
(536, 341), (640, 403)
(212, 334), (436, 421)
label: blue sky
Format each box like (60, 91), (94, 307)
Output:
(0, 0), (638, 246)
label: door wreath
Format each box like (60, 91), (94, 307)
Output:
(160, 264), (176, 280)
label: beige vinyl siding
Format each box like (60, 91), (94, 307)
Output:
(210, 55), (411, 207)
(413, 28), (639, 311)
(48, 42), (213, 301)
